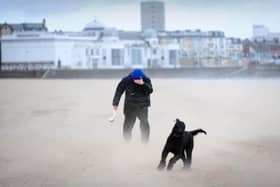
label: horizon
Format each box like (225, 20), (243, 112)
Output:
(0, 0), (279, 39)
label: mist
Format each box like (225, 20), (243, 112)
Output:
(0, 79), (279, 186)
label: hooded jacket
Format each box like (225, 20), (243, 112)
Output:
(112, 73), (153, 109)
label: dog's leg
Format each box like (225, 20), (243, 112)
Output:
(157, 147), (169, 170)
(181, 152), (188, 168)
(167, 154), (181, 170)
(184, 148), (193, 169)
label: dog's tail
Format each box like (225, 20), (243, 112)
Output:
(190, 129), (207, 136)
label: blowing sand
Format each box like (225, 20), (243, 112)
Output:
(0, 79), (280, 187)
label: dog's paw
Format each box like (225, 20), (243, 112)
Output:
(183, 165), (191, 170)
(157, 163), (165, 170)
(166, 165), (173, 171)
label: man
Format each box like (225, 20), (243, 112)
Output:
(112, 68), (153, 143)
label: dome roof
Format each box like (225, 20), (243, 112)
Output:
(83, 19), (105, 31)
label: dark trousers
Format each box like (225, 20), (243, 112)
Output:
(123, 105), (150, 143)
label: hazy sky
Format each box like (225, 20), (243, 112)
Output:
(0, 0), (279, 38)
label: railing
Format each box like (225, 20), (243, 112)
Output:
(41, 68), (51, 79)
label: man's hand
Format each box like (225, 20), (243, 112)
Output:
(109, 106), (118, 123)
(113, 105), (118, 111)
(134, 79), (144, 85)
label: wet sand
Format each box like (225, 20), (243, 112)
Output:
(0, 79), (280, 187)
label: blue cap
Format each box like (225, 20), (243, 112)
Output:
(130, 68), (145, 79)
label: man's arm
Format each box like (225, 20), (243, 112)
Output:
(112, 78), (127, 109)
(143, 77), (153, 94)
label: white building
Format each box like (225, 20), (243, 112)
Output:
(225, 37), (243, 62)
(158, 30), (228, 66)
(1, 32), (97, 70)
(86, 28), (180, 69)
(1, 20), (180, 70)
(253, 25), (280, 42)
(253, 25), (270, 40)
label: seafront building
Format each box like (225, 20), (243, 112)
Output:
(0, 0), (247, 70)
(0, 19), (245, 70)
(1, 20), (180, 70)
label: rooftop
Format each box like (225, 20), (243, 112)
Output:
(83, 19), (106, 31)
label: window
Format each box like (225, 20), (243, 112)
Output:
(219, 39), (224, 48)
(131, 48), (142, 65)
(153, 49), (157, 55)
(169, 50), (177, 65)
(111, 49), (124, 66)
(95, 49), (99, 55)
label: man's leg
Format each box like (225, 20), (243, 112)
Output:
(123, 108), (137, 142)
(137, 107), (150, 143)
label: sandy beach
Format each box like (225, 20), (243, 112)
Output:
(0, 79), (280, 187)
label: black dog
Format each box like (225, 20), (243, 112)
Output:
(157, 119), (207, 170)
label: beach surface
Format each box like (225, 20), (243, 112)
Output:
(0, 79), (280, 187)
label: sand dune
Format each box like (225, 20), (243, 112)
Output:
(0, 79), (280, 187)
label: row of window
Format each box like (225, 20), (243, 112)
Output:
(86, 48), (102, 56)
(85, 48), (170, 57)
(87, 49), (178, 66)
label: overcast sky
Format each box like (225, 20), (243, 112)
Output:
(0, 0), (279, 38)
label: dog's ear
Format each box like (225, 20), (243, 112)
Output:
(175, 119), (186, 130)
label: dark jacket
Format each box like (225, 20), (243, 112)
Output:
(112, 75), (153, 109)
